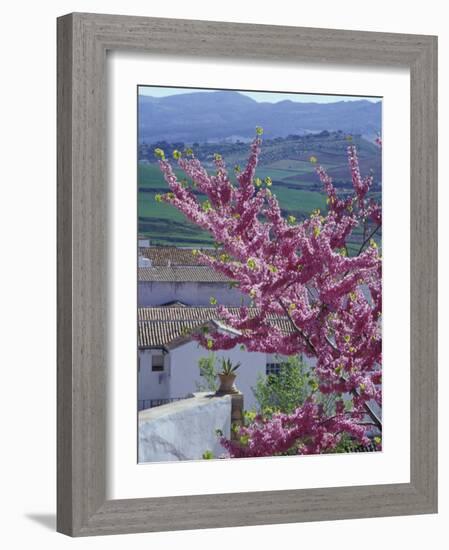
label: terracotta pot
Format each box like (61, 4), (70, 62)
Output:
(216, 373), (239, 395)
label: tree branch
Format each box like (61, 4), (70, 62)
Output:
(357, 223), (382, 256)
(349, 387), (382, 430)
(278, 298), (317, 355)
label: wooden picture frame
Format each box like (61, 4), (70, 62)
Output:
(57, 12), (438, 536)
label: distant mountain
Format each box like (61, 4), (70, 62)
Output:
(138, 91), (381, 144)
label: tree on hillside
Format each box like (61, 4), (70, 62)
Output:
(154, 128), (382, 457)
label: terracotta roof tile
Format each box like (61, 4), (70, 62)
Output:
(139, 246), (219, 266)
(138, 266), (231, 283)
(137, 306), (293, 348)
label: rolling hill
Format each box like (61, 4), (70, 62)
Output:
(138, 91), (381, 144)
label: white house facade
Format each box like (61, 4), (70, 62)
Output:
(138, 343), (269, 411)
(137, 246), (250, 307)
(137, 247), (302, 415)
(138, 266), (249, 307)
(137, 306), (297, 411)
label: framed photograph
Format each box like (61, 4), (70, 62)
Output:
(57, 12), (437, 536)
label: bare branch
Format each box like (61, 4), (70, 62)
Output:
(357, 223), (382, 256)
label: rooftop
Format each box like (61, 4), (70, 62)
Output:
(138, 306), (293, 348)
(139, 246), (219, 266)
(138, 266), (232, 283)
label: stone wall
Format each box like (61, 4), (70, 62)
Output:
(138, 393), (232, 462)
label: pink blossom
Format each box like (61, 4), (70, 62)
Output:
(155, 131), (382, 456)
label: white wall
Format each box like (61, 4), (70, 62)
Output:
(168, 341), (266, 410)
(138, 349), (170, 407)
(138, 280), (249, 306)
(139, 393), (232, 462)
(1, 1), (447, 549)
(138, 342), (267, 410)
(138, 238), (150, 248)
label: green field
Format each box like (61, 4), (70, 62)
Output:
(138, 165), (329, 246)
(138, 134), (381, 248)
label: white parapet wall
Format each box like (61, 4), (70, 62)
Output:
(138, 392), (232, 462)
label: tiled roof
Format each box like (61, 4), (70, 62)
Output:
(138, 266), (231, 283)
(139, 246), (219, 266)
(138, 320), (205, 349)
(138, 307), (293, 348)
(138, 306), (281, 322)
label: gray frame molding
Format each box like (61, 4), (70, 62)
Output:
(57, 12), (437, 537)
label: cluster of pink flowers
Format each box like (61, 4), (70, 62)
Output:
(155, 130), (382, 456)
(220, 401), (376, 458)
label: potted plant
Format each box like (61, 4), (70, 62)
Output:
(216, 358), (241, 395)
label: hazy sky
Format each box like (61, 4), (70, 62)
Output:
(138, 86), (381, 104)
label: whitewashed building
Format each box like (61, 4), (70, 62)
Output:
(138, 247), (297, 413)
(137, 306), (295, 411)
(138, 266), (249, 307)
(138, 246), (249, 307)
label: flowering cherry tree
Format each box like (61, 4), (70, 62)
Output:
(154, 128), (382, 457)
